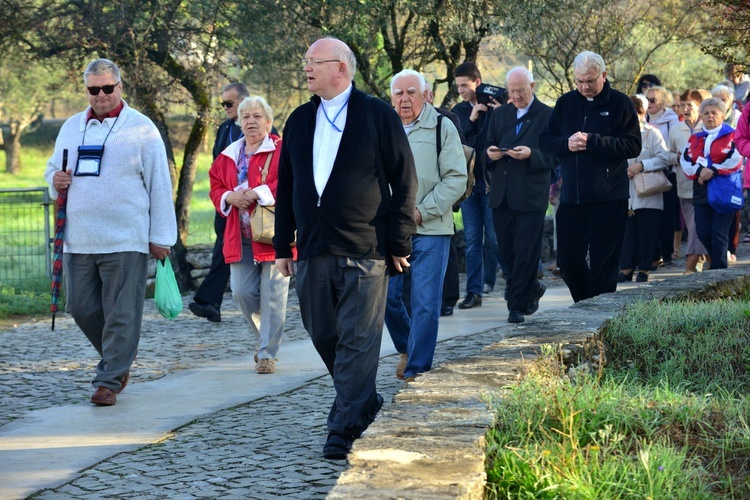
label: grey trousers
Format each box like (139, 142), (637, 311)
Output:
(230, 241), (289, 360)
(296, 255), (387, 436)
(63, 252), (147, 391)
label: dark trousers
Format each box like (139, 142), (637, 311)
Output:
(441, 231), (460, 308)
(694, 203), (734, 269)
(656, 173), (678, 262)
(493, 203), (545, 312)
(556, 200), (628, 303)
(194, 212), (231, 308)
(620, 208), (661, 272)
(295, 255), (387, 437)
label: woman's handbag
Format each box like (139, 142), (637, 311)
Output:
(154, 258), (182, 320)
(633, 170), (672, 197)
(250, 204), (275, 245)
(249, 152), (276, 245)
(707, 170), (744, 214)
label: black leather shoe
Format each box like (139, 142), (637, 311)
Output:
(440, 305), (454, 317)
(636, 272), (649, 282)
(323, 431), (355, 460)
(508, 310), (524, 323)
(458, 292), (482, 309)
(524, 283), (547, 315)
(188, 301), (221, 323)
(617, 271), (633, 283)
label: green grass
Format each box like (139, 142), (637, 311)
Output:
(485, 295), (750, 498)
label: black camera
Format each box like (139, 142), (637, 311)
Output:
(475, 84), (507, 105)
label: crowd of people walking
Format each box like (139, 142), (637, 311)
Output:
(45, 44), (749, 461)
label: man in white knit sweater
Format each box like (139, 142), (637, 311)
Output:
(45, 59), (177, 406)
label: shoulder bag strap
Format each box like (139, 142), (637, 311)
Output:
(259, 150), (273, 184)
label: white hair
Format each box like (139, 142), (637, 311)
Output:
(84, 59), (120, 85)
(573, 51), (606, 75)
(506, 66), (534, 85)
(711, 84), (735, 101)
(390, 69), (427, 94)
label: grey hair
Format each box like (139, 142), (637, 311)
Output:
(390, 69), (427, 94)
(236, 96), (274, 133)
(84, 59), (120, 85)
(506, 66), (534, 85)
(320, 37), (357, 79)
(222, 83), (249, 99)
(573, 51), (606, 75)
(711, 84), (735, 101)
(699, 96), (727, 114)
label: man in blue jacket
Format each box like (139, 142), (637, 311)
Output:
(539, 51), (641, 303)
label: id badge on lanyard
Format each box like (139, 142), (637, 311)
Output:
(75, 145), (105, 176)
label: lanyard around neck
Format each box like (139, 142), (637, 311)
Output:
(81, 114), (119, 146)
(321, 96), (349, 133)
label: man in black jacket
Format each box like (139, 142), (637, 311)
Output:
(484, 67), (555, 323)
(274, 37), (417, 460)
(189, 82), (248, 322)
(540, 51), (641, 303)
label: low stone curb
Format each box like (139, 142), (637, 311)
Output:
(330, 266), (750, 499)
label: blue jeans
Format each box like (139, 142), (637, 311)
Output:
(385, 234), (450, 379)
(461, 181), (508, 295)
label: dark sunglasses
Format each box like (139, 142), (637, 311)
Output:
(221, 101), (235, 108)
(87, 82), (119, 95)
(647, 97), (658, 104)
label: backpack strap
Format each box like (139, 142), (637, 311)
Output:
(435, 114), (443, 157)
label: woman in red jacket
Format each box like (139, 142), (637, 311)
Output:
(209, 96), (293, 374)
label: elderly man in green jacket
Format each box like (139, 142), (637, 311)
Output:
(385, 69), (467, 382)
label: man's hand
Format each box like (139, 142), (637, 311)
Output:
(487, 97), (503, 109)
(53, 170), (72, 191)
(150, 243), (171, 260)
(487, 146), (504, 161)
(568, 131), (588, 152)
(276, 258), (295, 277)
(469, 103), (489, 122)
(391, 255), (410, 274)
(506, 146), (531, 160)
(414, 208), (422, 226)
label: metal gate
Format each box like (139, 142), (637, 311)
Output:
(0, 187), (52, 287)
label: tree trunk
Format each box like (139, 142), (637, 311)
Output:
(4, 123), (23, 174)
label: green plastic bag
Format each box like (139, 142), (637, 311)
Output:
(154, 258), (182, 320)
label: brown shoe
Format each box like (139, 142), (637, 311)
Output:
(116, 371), (130, 394)
(91, 386), (116, 406)
(396, 353), (408, 380)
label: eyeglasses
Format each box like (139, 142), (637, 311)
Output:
(647, 97), (658, 104)
(640, 82), (654, 89)
(87, 82), (120, 95)
(574, 75), (601, 86)
(302, 58), (340, 67)
(221, 101), (235, 108)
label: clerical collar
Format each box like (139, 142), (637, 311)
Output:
(320, 83), (352, 132)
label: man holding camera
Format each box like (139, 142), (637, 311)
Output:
(451, 62), (507, 310)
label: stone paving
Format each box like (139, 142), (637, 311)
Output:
(1, 274), (529, 498)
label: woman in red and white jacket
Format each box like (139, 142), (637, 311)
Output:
(680, 97), (743, 269)
(209, 95), (295, 374)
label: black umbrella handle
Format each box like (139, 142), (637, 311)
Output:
(62, 149), (68, 173)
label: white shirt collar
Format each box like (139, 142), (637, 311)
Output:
(321, 83), (353, 109)
(516, 96), (535, 118)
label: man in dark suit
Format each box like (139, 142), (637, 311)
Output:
(484, 67), (555, 323)
(189, 83), (248, 323)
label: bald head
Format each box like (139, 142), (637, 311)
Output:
(304, 38), (357, 99)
